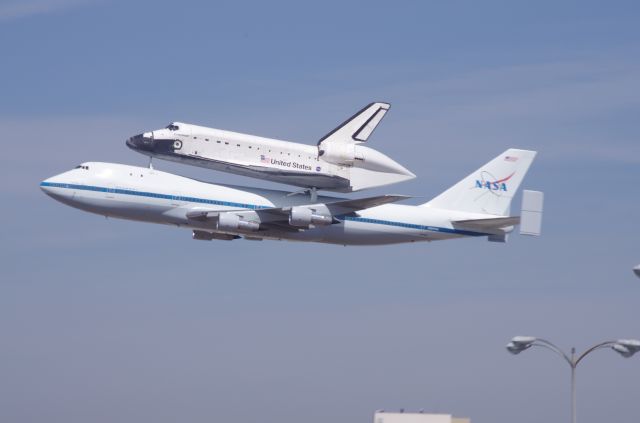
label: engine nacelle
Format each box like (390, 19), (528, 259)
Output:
(217, 213), (260, 232)
(288, 207), (332, 228)
(192, 230), (238, 241)
(193, 230), (215, 240)
(318, 142), (362, 166)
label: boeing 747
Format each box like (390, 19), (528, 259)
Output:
(41, 149), (543, 246)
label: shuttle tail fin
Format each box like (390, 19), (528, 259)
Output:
(422, 149), (537, 216)
(318, 102), (390, 145)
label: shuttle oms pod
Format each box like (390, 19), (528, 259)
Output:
(126, 102), (415, 193)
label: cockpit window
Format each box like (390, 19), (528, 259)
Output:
(166, 124), (180, 131)
(75, 165), (89, 170)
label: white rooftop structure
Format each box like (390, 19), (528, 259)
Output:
(374, 411), (470, 423)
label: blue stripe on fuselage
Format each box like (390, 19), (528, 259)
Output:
(40, 181), (488, 237)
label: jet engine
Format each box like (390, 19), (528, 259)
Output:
(288, 207), (332, 228)
(192, 230), (238, 241)
(217, 213), (260, 232)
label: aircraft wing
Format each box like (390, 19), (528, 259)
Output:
(318, 102), (390, 145)
(260, 194), (410, 217)
(185, 208), (246, 222)
(255, 194), (411, 232)
(186, 194), (410, 232)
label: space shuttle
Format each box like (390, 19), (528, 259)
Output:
(126, 102), (415, 193)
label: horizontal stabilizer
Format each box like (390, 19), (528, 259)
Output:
(318, 102), (390, 145)
(520, 190), (544, 236)
(452, 216), (520, 231)
(488, 233), (508, 243)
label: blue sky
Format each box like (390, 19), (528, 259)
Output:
(1, 1), (639, 423)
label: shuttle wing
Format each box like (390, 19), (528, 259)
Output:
(318, 102), (390, 145)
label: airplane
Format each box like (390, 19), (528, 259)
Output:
(40, 148), (543, 246)
(125, 102), (415, 198)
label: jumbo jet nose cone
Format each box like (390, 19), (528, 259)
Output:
(40, 178), (53, 195)
(40, 176), (65, 201)
(126, 132), (154, 152)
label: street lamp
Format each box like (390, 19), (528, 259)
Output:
(505, 336), (640, 423)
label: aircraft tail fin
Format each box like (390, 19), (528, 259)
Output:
(318, 102), (390, 145)
(422, 149), (537, 216)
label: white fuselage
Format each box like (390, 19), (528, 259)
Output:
(41, 163), (492, 246)
(126, 122), (415, 192)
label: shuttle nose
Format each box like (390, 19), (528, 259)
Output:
(127, 131), (181, 155)
(126, 132), (154, 152)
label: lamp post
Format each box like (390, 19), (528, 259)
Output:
(506, 336), (640, 423)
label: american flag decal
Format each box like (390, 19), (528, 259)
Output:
(504, 156), (518, 162)
(260, 155), (269, 163)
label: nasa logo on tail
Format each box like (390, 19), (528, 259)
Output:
(474, 172), (515, 192)
(473, 154), (519, 192)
